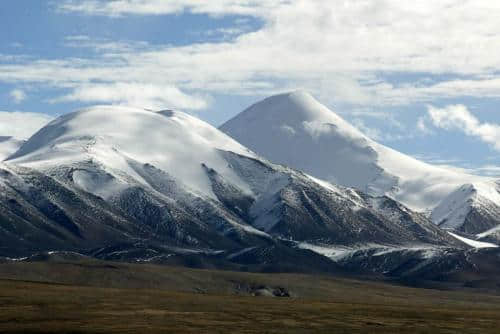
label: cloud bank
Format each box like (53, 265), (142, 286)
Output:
(0, 111), (54, 139)
(52, 83), (210, 110)
(427, 105), (500, 152)
(9, 89), (26, 104)
(0, 0), (499, 110)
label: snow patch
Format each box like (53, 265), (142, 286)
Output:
(448, 232), (498, 248)
(477, 225), (500, 239)
(297, 242), (441, 262)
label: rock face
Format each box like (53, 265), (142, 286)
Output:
(220, 91), (500, 238)
(0, 106), (463, 273)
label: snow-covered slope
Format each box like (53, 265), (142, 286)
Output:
(447, 232), (498, 249)
(0, 136), (24, 161)
(0, 105), (465, 260)
(8, 106), (255, 200)
(431, 183), (500, 234)
(220, 91), (500, 235)
(477, 224), (500, 244)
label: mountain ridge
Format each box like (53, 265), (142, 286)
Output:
(0, 104), (466, 276)
(220, 91), (500, 237)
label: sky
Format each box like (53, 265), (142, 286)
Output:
(1, 0), (500, 176)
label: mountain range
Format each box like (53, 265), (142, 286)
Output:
(0, 92), (499, 283)
(221, 91), (500, 242)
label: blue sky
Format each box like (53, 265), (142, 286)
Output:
(1, 0), (500, 176)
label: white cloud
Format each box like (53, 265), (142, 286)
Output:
(351, 118), (382, 141)
(9, 89), (26, 103)
(56, 0), (285, 17)
(362, 77), (500, 106)
(195, 27), (254, 41)
(52, 82), (210, 110)
(427, 104), (500, 151)
(1, 1), (500, 108)
(345, 109), (405, 130)
(410, 153), (500, 177)
(470, 165), (500, 177)
(0, 111), (54, 139)
(416, 116), (432, 134)
(279, 124), (296, 136)
(64, 35), (151, 52)
(351, 117), (412, 142)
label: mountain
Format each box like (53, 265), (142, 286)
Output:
(0, 105), (464, 273)
(220, 91), (500, 239)
(0, 136), (24, 161)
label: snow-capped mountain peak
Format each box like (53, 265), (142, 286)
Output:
(245, 91), (368, 140)
(220, 91), (382, 192)
(221, 91), (500, 236)
(0, 103), (465, 262)
(8, 106), (255, 199)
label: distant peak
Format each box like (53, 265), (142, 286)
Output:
(234, 89), (347, 127)
(221, 89), (369, 147)
(265, 90), (317, 104)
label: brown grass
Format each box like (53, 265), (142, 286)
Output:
(0, 261), (499, 333)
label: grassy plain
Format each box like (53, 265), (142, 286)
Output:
(0, 260), (499, 333)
